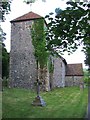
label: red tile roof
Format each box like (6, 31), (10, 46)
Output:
(11, 12), (43, 22)
(66, 63), (83, 76)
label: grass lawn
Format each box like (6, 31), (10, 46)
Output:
(2, 86), (88, 118)
(0, 92), (2, 120)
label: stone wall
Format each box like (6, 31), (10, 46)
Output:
(52, 56), (66, 88)
(65, 76), (83, 86)
(9, 21), (37, 89)
(9, 17), (83, 90)
(61, 61), (66, 87)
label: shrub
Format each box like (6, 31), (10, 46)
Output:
(84, 77), (90, 86)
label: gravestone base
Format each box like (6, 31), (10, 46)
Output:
(32, 96), (46, 107)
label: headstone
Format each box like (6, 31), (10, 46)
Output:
(80, 83), (84, 91)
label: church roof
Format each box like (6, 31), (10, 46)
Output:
(10, 11), (43, 22)
(60, 56), (67, 65)
(66, 63), (83, 76)
(54, 52), (67, 65)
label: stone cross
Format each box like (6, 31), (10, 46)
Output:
(36, 79), (40, 97)
(32, 79), (46, 106)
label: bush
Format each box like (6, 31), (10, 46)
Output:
(84, 77), (90, 86)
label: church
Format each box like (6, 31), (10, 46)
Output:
(9, 12), (84, 91)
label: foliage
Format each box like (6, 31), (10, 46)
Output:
(2, 87), (88, 118)
(45, 2), (90, 55)
(24, 0), (46, 4)
(0, 26), (9, 78)
(0, 1), (10, 78)
(55, 8), (62, 16)
(31, 19), (48, 68)
(0, 0), (11, 78)
(83, 69), (89, 85)
(0, 26), (6, 42)
(2, 46), (9, 78)
(48, 56), (54, 73)
(84, 77), (89, 86)
(84, 45), (90, 70)
(0, 0), (12, 21)
(23, 0), (36, 4)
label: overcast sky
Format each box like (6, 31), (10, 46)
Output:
(1, 0), (87, 68)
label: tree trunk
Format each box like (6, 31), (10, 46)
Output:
(38, 63), (50, 91)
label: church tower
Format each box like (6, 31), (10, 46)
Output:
(9, 12), (44, 89)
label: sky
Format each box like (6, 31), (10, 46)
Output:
(1, 0), (87, 68)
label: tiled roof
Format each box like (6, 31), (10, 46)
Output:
(66, 63), (83, 76)
(11, 12), (43, 22)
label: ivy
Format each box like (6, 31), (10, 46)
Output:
(31, 19), (48, 69)
(48, 58), (54, 73)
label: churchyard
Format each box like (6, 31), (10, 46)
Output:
(2, 86), (87, 118)
(1, 2), (89, 119)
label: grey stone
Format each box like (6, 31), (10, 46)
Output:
(9, 14), (84, 91)
(32, 96), (46, 107)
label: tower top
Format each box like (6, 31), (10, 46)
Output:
(10, 11), (43, 23)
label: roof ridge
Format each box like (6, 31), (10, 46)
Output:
(10, 11), (43, 22)
(67, 63), (82, 65)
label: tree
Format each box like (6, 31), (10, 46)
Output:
(31, 19), (48, 68)
(0, 26), (6, 42)
(84, 45), (90, 70)
(83, 68), (89, 85)
(45, 2), (90, 55)
(0, 0), (12, 78)
(0, 26), (9, 78)
(24, 0), (46, 4)
(2, 44), (9, 78)
(0, 0), (12, 21)
(31, 19), (49, 91)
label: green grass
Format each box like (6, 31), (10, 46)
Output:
(2, 86), (88, 118)
(0, 92), (2, 120)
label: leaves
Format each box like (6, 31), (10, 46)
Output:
(2, 46), (9, 78)
(0, 0), (12, 21)
(45, 2), (90, 56)
(31, 19), (48, 68)
(0, 26), (6, 42)
(23, 0), (36, 4)
(24, 0), (46, 4)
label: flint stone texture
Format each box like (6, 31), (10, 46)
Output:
(52, 56), (65, 88)
(9, 21), (37, 89)
(65, 76), (83, 86)
(9, 12), (84, 90)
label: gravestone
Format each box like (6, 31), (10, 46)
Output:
(80, 83), (84, 91)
